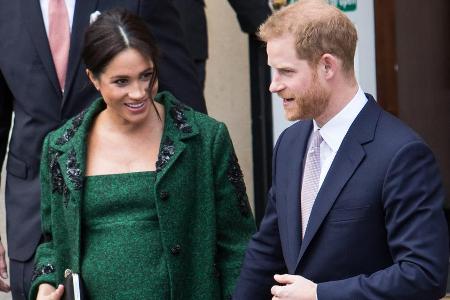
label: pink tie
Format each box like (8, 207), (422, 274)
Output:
(48, 0), (70, 90)
(301, 130), (322, 238)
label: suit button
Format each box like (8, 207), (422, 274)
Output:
(160, 191), (169, 201)
(171, 244), (181, 255)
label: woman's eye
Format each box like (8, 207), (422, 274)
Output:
(141, 72), (153, 80)
(114, 79), (128, 86)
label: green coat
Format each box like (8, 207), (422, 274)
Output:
(30, 92), (255, 299)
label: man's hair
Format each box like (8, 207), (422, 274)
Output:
(259, 0), (357, 73)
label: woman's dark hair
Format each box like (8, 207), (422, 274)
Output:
(82, 8), (159, 99)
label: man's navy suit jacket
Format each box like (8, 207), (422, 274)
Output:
(0, 0), (205, 262)
(234, 94), (449, 299)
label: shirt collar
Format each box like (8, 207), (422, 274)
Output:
(313, 86), (368, 153)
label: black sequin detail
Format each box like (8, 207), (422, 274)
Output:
(66, 149), (83, 190)
(49, 148), (69, 206)
(55, 110), (86, 145)
(170, 103), (192, 133)
(31, 263), (55, 282)
(156, 138), (175, 172)
(172, 99), (189, 110)
(227, 153), (250, 217)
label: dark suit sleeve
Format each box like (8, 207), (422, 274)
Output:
(233, 131), (288, 300)
(138, 0), (207, 113)
(0, 70), (13, 172)
(317, 141), (449, 300)
(227, 0), (271, 34)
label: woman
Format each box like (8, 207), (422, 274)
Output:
(30, 9), (255, 300)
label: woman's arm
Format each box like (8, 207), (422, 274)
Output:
(211, 122), (256, 299)
(29, 135), (59, 300)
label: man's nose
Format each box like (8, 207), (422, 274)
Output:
(269, 79), (284, 93)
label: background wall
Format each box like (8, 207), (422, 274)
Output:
(204, 0), (255, 207)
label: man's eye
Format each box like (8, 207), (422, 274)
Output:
(280, 69), (294, 75)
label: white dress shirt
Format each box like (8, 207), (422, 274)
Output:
(40, 0), (76, 34)
(309, 87), (368, 188)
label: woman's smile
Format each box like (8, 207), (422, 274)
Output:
(124, 99), (148, 113)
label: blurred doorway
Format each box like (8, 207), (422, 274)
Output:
(375, 1), (449, 208)
(375, 0), (450, 292)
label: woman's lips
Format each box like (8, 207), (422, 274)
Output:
(124, 100), (148, 113)
(125, 102), (145, 109)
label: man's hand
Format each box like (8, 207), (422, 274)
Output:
(0, 239), (10, 292)
(36, 283), (64, 300)
(271, 274), (317, 300)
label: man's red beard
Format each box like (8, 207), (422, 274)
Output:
(280, 72), (331, 121)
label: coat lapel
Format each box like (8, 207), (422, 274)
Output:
(52, 99), (99, 209)
(283, 121), (312, 272)
(63, 0), (99, 107)
(49, 98), (103, 272)
(21, 0), (61, 97)
(53, 129), (86, 274)
(56, 147), (85, 207)
(154, 92), (200, 182)
(296, 97), (381, 269)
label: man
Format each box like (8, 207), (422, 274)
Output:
(0, 0), (205, 299)
(234, 1), (449, 299)
(171, 0), (271, 88)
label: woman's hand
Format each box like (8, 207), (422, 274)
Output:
(36, 283), (64, 300)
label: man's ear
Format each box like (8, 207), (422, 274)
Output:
(319, 53), (339, 80)
(86, 69), (100, 91)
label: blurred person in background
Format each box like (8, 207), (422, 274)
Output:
(171, 0), (271, 89)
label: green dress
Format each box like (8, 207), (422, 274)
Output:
(81, 171), (170, 299)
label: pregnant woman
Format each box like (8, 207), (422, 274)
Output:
(30, 8), (254, 300)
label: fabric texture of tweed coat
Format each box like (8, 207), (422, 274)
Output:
(29, 91), (255, 299)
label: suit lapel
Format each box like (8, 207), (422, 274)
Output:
(284, 121), (312, 272)
(296, 97), (381, 269)
(296, 138), (365, 267)
(21, 0), (61, 97)
(63, 0), (99, 107)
